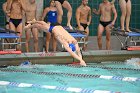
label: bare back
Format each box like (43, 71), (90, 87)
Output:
(77, 5), (91, 23)
(100, 2), (114, 21)
(10, 0), (23, 19)
(53, 26), (76, 44)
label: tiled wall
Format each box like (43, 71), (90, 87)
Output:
(0, 0), (140, 36)
(0, 0), (6, 27)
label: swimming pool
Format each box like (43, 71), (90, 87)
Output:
(0, 59), (140, 93)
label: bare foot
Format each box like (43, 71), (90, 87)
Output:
(80, 60), (86, 66)
(120, 27), (125, 31)
(126, 28), (131, 32)
(120, 28), (125, 31)
(67, 24), (73, 30)
(45, 50), (49, 53)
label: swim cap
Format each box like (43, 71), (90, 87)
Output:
(69, 43), (76, 52)
(20, 61), (31, 66)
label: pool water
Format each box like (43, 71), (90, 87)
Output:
(0, 61), (140, 93)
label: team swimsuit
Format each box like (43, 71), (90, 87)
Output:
(76, 23), (88, 30)
(9, 18), (22, 28)
(99, 21), (112, 27)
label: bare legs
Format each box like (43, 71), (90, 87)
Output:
(55, 1), (73, 29)
(45, 33), (57, 53)
(25, 29), (31, 52)
(126, 0), (131, 31)
(25, 27), (38, 52)
(32, 28), (39, 52)
(105, 26), (111, 50)
(9, 22), (22, 50)
(52, 33), (57, 52)
(62, 1), (72, 29)
(119, 0), (131, 31)
(45, 32), (51, 53)
(97, 24), (104, 50)
(83, 27), (89, 51)
(55, 1), (63, 24)
(97, 24), (111, 50)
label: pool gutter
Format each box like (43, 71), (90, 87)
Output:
(0, 50), (140, 65)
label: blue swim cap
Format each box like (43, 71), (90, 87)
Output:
(69, 43), (76, 52)
(20, 61), (31, 66)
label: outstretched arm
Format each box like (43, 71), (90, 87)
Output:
(62, 42), (86, 66)
(24, 21), (50, 32)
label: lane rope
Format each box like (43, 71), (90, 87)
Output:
(0, 80), (128, 93)
(0, 69), (139, 82)
(55, 64), (140, 71)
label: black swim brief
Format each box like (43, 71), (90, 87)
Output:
(99, 21), (112, 28)
(76, 23), (88, 30)
(25, 22), (30, 26)
(9, 18), (22, 28)
(54, 0), (65, 4)
(5, 21), (9, 25)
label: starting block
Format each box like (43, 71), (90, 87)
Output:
(0, 27), (21, 51)
(0, 50), (21, 55)
(127, 46), (140, 51)
(111, 27), (140, 50)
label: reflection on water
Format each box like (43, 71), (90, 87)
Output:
(126, 58), (140, 69)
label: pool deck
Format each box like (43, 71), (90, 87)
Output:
(0, 50), (140, 66)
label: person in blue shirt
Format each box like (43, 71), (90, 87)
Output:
(41, 0), (57, 52)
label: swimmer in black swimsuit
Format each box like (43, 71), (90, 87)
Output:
(93, 0), (117, 50)
(76, 0), (92, 51)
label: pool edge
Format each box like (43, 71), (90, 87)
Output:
(0, 50), (140, 65)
